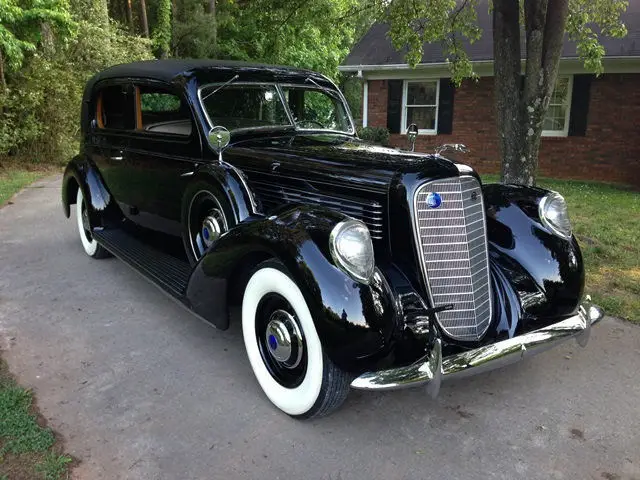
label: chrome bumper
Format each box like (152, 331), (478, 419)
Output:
(351, 300), (604, 396)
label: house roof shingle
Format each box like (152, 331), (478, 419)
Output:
(342, 3), (640, 68)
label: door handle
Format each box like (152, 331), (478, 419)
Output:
(110, 154), (124, 161)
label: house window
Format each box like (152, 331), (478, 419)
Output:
(542, 76), (573, 137)
(402, 80), (439, 134)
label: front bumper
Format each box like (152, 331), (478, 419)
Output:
(351, 299), (604, 396)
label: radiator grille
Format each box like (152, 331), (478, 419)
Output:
(413, 176), (492, 341)
(250, 180), (385, 239)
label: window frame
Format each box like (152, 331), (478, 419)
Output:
(130, 79), (196, 139)
(197, 81), (356, 135)
(401, 79), (440, 135)
(198, 82), (295, 133)
(279, 83), (355, 134)
(93, 80), (136, 132)
(541, 75), (573, 137)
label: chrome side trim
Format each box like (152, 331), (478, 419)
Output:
(350, 301), (604, 392)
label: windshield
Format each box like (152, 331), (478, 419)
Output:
(199, 82), (353, 134)
(280, 86), (352, 133)
(200, 84), (291, 131)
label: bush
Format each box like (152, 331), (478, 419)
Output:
(0, 18), (152, 165)
(357, 126), (390, 146)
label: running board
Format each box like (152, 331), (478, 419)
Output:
(93, 228), (191, 299)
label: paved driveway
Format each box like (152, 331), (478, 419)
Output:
(1, 175), (639, 480)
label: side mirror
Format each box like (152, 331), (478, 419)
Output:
(207, 126), (231, 162)
(407, 124), (419, 152)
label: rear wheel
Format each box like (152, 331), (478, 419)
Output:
(242, 260), (351, 419)
(75, 189), (110, 259)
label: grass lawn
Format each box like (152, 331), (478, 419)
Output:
(485, 176), (640, 323)
(0, 169), (48, 206)
(0, 360), (73, 480)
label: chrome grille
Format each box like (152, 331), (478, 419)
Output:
(413, 176), (492, 341)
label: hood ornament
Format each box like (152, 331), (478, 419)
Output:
(435, 143), (469, 155)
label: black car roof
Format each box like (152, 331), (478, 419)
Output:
(89, 59), (329, 85)
(81, 59), (336, 134)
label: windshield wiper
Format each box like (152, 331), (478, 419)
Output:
(201, 74), (240, 101)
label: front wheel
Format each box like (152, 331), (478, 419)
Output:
(242, 260), (351, 419)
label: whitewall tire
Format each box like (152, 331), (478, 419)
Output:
(75, 188), (110, 259)
(242, 260), (350, 418)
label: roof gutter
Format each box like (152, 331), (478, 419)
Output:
(339, 56), (640, 73)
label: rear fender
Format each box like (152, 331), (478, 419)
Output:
(186, 205), (398, 373)
(62, 155), (117, 223)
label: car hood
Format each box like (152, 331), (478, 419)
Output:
(230, 132), (463, 178)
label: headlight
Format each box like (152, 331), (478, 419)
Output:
(329, 219), (375, 283)
(539, 192), (572, 239)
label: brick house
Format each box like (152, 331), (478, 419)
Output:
(339, 6), (640, 187)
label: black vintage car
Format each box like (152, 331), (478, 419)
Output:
(62, 59), (603, 418)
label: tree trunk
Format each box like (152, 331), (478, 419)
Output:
(207, 0), (216, 48)
(495, 0), (569, 186)
(493, 0), (524, 184)
(0, 49), (6, 93)
(125, 0), (134, 30)
(140, 0), (150, 37)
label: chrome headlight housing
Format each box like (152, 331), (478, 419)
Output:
(539, 192), (572, 239)
(329, 219), (375, 284)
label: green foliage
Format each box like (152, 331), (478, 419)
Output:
(0, 382), (54, 454)
(566, 0), (628, 74)
(0, 0), (152, 161)
(215, 0), (360, 79)
(141, 92), (180, 112)
(385, 0), (481, 84)
(0, 0), (75, 74)
(36, 452), (73, 480)
(357, 126), (389, 146)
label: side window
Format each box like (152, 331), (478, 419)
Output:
(136, 86), (192, 136)
(96, 85), (133, 130)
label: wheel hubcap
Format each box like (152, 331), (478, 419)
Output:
(265, 310), (303, 369)
(201, 213), (223, 248)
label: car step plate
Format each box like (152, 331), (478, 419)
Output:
(93, 228), (191, 298)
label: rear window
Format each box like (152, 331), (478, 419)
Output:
(137, 87), (192, 136)
(96, 85), (133, 130)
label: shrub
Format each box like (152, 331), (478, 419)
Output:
(357, 126), (390, 146)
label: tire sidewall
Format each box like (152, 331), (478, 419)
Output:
(76, 188), (98, 257)
(242, 265), (324, 416)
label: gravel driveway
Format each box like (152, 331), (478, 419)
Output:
(1, 175), (639, 480)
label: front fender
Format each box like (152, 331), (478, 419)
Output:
(188, 162), (257, 224)
(483, 183), (585, 335)
(186, 205), (398, 373)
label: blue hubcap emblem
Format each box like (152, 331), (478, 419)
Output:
(268, 334), (278, 350)
(426, 192), (442, 208)
(203, 227), (210, 239)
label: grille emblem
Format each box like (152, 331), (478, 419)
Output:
(470, 191), (478, 201)
(426, 192), (442, 208)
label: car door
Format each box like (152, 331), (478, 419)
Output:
(87, 81), (136, 208)
(124, 80), (202, 237)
